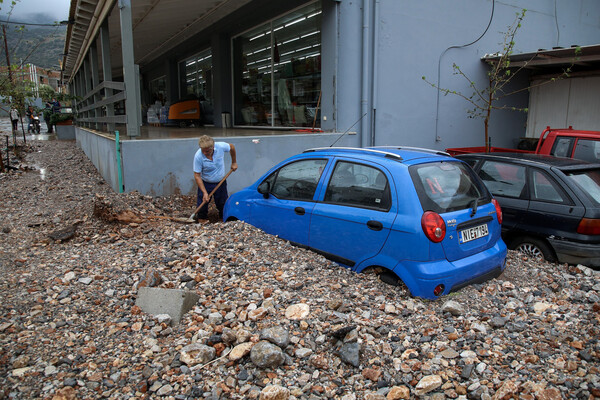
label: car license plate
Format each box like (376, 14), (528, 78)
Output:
(460, 224), (489, 243)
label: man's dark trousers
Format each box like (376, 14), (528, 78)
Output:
(196, 180), (228, 220)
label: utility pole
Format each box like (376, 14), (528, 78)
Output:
(2, 24), (13, 83)
(2, 24), (24, 150)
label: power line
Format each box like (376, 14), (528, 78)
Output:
(0, 20), (71, 27)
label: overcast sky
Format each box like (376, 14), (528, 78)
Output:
(1, 0), (71, 24)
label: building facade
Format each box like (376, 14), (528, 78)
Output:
(62, 0), (600, 195)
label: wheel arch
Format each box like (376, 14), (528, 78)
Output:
(358, 263), (413, 295)
(509, 234), (557, 262)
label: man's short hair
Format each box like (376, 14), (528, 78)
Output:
(198, 135), (214, 149)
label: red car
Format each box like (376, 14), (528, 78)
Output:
(447, 127), (600, 164)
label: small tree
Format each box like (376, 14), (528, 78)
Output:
(423, 9), (579, 151)
(0, 0), (64, 127)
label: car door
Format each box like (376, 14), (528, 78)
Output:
(250, 158), (329, 246)
(519, 167), (585, 238)
(475, 159), (529, 232)
(309, 160), (396, 268)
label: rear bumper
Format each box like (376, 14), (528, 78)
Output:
(393, 240), (507, 299)
(548, 237), (600, 268)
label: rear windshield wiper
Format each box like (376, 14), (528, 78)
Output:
(470, 198), (479, 217)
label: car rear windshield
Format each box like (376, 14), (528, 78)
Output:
(565, 168), (600, 206)
(410, 161), (491, 213)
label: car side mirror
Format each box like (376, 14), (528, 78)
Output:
(258, 181), (270, 198)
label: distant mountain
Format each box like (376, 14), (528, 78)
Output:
(0, 24), (67, 69)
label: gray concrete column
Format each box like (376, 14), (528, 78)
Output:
(89, 43), (100, 130)
(100, 21), (115, 132)
(212, 33), (232, 127)
(83, 56), (92, 128)
(135, 64), (142, 127)
(119, 0), (141, 137)
(166, 58), (179, 105)
(73, 75), (79, 113)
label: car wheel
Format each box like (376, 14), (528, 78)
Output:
(512, 236), (556, 263)
(379, 271), (400, 286)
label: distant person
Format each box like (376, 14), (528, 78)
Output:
(9, 106), (19, 131)
(44, 100), (53, 133)
(50, 98), (61, 114)
(46, 98), (61, 133)
(26, 106), (35, 133)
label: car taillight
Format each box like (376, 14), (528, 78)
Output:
(421, 211), (446, 243)
(492, 198), (502, 225)
(577, 218), (600, 235)
(433, 284), (445, 297)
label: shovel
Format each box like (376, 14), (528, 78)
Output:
(188, 169), (234, 222)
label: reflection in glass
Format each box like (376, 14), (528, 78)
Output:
(182, 48), (213, 124)
(233, 2), (321, 128)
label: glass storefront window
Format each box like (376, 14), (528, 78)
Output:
(181, 48), (213, 124)
(233, 1), (321, 128)
(236, 24), (272, 126)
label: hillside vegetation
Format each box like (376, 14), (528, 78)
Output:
(0, 24), (67, 69)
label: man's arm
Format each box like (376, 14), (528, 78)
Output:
(194, 172), (210, 203)
(229, 143), (238, 171)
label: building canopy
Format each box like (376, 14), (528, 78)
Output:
(62, 0), (251, 82)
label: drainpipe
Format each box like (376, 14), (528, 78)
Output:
(360, 0), (370, 148)
(334, 0), (340, 131)
(371, 0), (380, 146)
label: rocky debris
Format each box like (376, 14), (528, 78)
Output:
(1, 130), (599, 399)
(93, 194), (145, 224)
(47, 222), (81, 242)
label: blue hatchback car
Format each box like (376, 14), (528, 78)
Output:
(224, 147), (507, 299)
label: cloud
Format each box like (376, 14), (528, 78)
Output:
(0, 0), (70, 23)
(0, 12), (67, 25)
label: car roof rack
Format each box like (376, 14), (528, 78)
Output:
(304, 147), (403, 160)
(371, 146), (451, 157)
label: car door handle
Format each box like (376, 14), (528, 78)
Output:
(367, 220), (383, 231)
(295, 207), (305, 215)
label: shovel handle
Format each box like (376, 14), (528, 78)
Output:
(191, 169), (234, 219)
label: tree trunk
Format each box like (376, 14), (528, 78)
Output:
(484, 116), (489, 152)
(485, 79), (493, 152)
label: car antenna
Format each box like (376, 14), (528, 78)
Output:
(329, 112), (368, 147)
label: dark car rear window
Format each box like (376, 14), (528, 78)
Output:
(573, 139), (600, 163)
(565, 168), (600, 206)
(410, 161), (490, 213)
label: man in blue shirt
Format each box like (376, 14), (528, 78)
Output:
(193, 135), (237, 222)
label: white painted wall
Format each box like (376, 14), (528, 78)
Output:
(527, 76), (600, 137)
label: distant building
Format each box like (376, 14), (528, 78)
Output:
(19, 65), (63, 100)
(0, 64), (63, 116)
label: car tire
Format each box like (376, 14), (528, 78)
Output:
(379, 271), (401, 286)
(511, 236), (556, 263)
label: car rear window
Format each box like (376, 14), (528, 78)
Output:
(565, 168), (600, 206)
(573, 139), (600, 163)
(477, 160), (526, 198)
(410, 161), (490, 213)
(551, 137), (574, 157)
